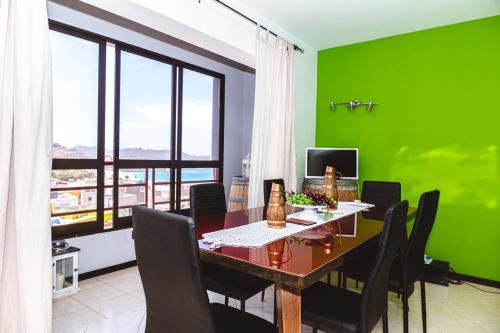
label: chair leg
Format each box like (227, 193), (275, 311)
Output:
(382, 312), (389, 333)
(342, 274), (347, 289)
(421, 279), (427, 333)
(355, 280), (359, 288)
(312, 328), (318, 333)
(240, 299), (245, 312)
(327, 272), (332, 284)
(261, 289), (265, 302)
(337, 271), (342, 287)
(402, 287), (409, 333)
(273, 287), (277, 325)
(224, 296), (229, 306)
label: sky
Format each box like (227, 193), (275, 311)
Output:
(51, 30), (219, 159)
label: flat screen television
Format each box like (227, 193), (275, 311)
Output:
(305, 148), (358, 179)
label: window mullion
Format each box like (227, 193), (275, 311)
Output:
(175, 68), (184, 210)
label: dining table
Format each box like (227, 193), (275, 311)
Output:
(197, 204), (417, 333)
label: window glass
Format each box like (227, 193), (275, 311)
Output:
(180, 168), (218, 209)
(50, 30), (99, 159)
(50, 169), (98, 226)
(119, 51), (172, 160)
(181, 69), (220, 160)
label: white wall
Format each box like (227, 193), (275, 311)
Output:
(48, 1), (256, 273)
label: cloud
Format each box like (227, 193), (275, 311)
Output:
(182, 99), (213, 130)
(134, 104), (171, 124)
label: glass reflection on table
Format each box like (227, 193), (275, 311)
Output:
(197, 205), (392, 278)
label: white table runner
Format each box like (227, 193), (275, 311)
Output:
(202, 202), (374, 248)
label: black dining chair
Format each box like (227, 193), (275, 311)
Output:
(263, 178), (285, 206)
(340, 190), (440, 333)
(132, 206), (277, 333)
(189, 183), (274, 318)
(190, 182), (227, 221)
(362, 181), (401, 206)
(332, 181), (402, 287)
(302, 200), (409, 333)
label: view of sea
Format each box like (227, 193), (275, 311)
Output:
(130, 168), (215, 182)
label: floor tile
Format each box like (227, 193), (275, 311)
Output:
(85, 310), (145, 333)
(52, 296), (86, 318)
(52, 307), (106, 333)
(72, 283), (125, 306)
(86, 294), (145, 318)
(53, 267), (500, 333)
(78, 277), (105, 291)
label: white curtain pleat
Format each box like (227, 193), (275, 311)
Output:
(248, 29), (297, 208)
(0, 0), (53, 332)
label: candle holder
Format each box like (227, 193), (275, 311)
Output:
(266, 182), (286, 229)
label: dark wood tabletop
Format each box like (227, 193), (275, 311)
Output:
(196, 204), (416, 333)
(197, 205), (417, 289)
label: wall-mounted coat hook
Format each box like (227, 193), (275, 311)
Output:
(330, 100), (378, 112)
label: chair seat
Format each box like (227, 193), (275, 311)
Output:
(302, 282), (362, 333)
(210, 303), (277, 333)
(203, 262), (273, 300)
(341, 255), (415, 295)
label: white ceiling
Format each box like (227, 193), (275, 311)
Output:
(226, 0), (500, 50)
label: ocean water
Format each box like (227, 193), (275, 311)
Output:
(131, 168), (215, 182)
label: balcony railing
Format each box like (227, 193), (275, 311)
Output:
(51, 167), (217, 227)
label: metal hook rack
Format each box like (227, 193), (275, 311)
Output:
(330, 100), (377, 112)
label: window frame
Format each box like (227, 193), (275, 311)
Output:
(50, 21), (225, 239)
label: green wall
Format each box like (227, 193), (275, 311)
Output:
(316, 15), (500, 281)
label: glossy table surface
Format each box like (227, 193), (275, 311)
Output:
(197, 205), (416, 289)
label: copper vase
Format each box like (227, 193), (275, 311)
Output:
(323, 165), (338, 208)
(266, 182), (286, 229)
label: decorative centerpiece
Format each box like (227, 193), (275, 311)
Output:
(266, 182), (287, 228)
(286, 191), (336, 220)
(323, 165), (338, 210)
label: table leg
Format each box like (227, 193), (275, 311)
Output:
(276, 283), (301, 333)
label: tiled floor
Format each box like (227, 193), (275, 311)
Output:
(53, 267), (500, 333)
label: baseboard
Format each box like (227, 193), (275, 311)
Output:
(450, 272), (500, 289)
(79, 260), (137, 280)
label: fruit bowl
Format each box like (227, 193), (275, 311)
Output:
(290, 204), (327, 209)
(286, 191), (337, 220)
(290, 204), (327, 220)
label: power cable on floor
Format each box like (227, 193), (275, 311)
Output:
(449, 267), (500, 294)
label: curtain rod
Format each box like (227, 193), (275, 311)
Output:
(202, 0), (305, 53)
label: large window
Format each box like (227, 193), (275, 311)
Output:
(50, 23), (224, 238)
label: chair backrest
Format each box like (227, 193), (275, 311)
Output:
(263, 178), (285, 206)
(402, 190), (440, 284)
(361, 181), (401, 206)
(189, 183), (227, 220)
(132, 206), (216, 333)
(361, 200), (408, 332)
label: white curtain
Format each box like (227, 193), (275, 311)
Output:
(0, 0), (53, 332)
(248, 28), (297, 208)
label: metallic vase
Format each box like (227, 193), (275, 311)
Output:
(323, 165), (338, 208)
(266, 182), (286, 229)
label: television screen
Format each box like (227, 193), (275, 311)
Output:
(306, 148), (358, 179)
